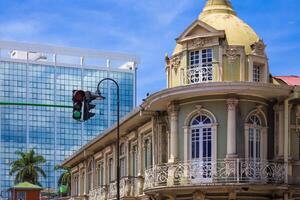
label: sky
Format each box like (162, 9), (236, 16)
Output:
(0, 0), (299, 103)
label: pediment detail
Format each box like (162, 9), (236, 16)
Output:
(177, 20), (225, 43)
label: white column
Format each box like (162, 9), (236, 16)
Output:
(183, 126), (190, 162)
(168, 103), (179, 163)
(84, 162), (87, 195)
(226, 98), (239, 158)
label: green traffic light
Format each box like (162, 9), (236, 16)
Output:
(73, 111), (81, 119)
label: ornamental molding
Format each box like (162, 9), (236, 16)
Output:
(188, 37), (218, 49)
(165, 54), (182, 74)
(171, 54), (182, 74)
(251, 40), (266, 56)
(195, 104), (204, 114)
(225, 47), (241, 64)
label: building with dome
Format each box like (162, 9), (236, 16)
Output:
(62, 0), (300, 199)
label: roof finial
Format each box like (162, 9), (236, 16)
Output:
(200, 0), (236, 18)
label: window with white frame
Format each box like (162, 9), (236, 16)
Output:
(97, 161), (104, 187)
(190, 115), (212, 162)
(108, 157), (113, 182)
(253, 64), (262, 82)
(74, 174), (79, 195)
(188, 49), (213, 84)
(248, 115), (262, 160)
(120, 143), (126, 178)
(131, 144), (138, 176)
(86, 162), (93, 192)
(144, 138), (152, 169)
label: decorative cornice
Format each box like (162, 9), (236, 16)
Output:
(142, 82), (293, 110)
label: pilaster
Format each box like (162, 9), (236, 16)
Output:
(168, 102), (180, 163)
(226, 98), (239, 158)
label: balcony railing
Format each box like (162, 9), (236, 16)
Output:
(186, 66), (213, 84)
(88, 185), (107, 200)
(88, 176), (141, 200)
(144, 159), (285, 190)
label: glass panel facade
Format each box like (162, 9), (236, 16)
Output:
(0, 60), (135, 195)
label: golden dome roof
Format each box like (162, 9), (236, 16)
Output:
(173, 0), (260, 55)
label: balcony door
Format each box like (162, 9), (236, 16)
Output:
(190, 114), (212, 183)
(245, 114), (266, 181)
(248, 115), (262, 161)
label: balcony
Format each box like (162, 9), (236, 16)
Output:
(186, 66), (213, 84)
(88, 176), (142, 200)
(144, 159), (285, 190)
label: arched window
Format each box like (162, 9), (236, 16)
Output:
(184, 108), (217, 183)
(190, 114), (213, 162)
(245, 110), (267, 160)
(247, 115), (262, 160)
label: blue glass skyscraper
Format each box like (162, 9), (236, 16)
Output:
(0, 41), (138, 197)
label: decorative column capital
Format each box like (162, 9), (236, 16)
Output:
(227, 98), (239, 111)
(168, 102), (180, 114)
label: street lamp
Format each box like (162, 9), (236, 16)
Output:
(96, 78), (120, 200)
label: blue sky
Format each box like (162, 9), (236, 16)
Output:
(0, 0), (299, 103)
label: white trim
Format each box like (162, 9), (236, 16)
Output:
(244, 112), (268, 160)
(179, 98), (268, 107)
(184, 108), (217, 127)
(0, 40), (139, 63)
(0, 57), (135, 73)
(184, 109), (218, 165)
(245, 108), (268, 127)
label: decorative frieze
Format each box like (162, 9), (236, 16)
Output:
(189, 37), (218, 49)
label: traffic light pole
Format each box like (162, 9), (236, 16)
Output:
(96, 78), (120, 200)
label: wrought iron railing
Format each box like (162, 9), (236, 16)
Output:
(186, 66), (213, 84)
(144, 159), (285, 190)
(86, 177), (140, 200)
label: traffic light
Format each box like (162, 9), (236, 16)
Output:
(72, 90), (85, 121)
(83, 91), (99, 121)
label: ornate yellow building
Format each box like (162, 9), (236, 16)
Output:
(62, 0), (300, 199)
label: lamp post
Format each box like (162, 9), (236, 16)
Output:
(96, 78), (120, 200)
